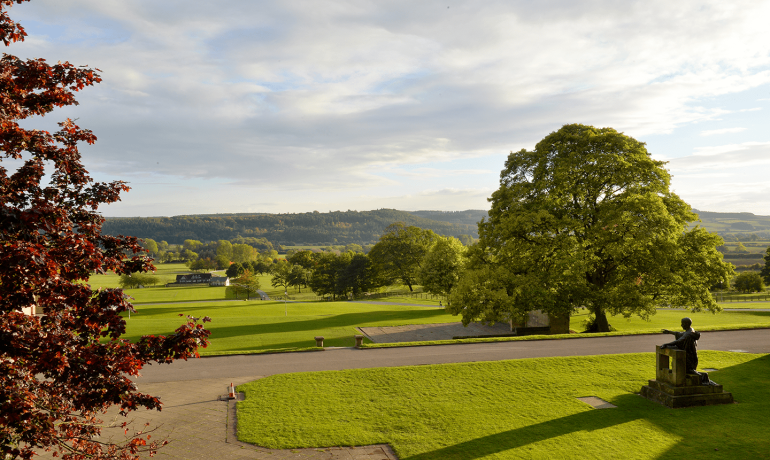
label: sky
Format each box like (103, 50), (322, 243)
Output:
(8, 0), (770, 217)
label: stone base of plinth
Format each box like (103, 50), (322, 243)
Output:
(641, 375), (733, 408)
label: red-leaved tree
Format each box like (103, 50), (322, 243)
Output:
(0, 1), (211, 458)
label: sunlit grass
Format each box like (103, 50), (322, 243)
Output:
(238, 351), (770, 459)
(88, 264), (770, 355)
(572, 308), (770, 333)
(121, 300), (459, 354)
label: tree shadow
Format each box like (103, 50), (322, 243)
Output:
(195, 309), (450, 339)
(405, 394), (642, 460)
(651, 353), (770, 458)
(401, 354), (770, 460)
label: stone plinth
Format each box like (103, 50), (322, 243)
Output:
(641, 346), (733, 408)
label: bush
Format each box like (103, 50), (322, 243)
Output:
(733, 272), (765, 293)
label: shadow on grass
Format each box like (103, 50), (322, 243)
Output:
(652, 353), (770, 459)
(197, 309), (452, 339)
(129, 302), (260, 317)
(122, 309), (449, 350)
(404, 354), (770, 460)
(405, 394), (643, 460)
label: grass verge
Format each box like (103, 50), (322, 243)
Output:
(237, 351), (769, 459)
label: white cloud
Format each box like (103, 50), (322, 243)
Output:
(7, 0), (770, 216)
(667, 142), (770, 215)
(394, 167), (493, 178)
(700, 127), (746, 136)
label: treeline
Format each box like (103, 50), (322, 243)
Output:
(225, 223), (466, 301)
(102, 209), (483, 246)
(407, 210), (488, 227)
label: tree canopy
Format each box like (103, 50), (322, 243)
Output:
(417, 236), (466, 304)
(761, 246), (770, 284)
(0, 2), (210, 457)
(449, 124), (733, 332)
(733, 272), (764, 293)
(226, 270), (261, 300)
(368, 223), (437, 291)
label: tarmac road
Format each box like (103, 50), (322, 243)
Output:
(135, 328), (770, 384)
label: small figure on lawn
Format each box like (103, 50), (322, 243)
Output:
(661, 317), (717, 385)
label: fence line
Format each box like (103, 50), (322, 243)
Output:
(716, 293), (770, 303)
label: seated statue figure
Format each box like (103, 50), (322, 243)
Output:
(661, 317), (716, 385)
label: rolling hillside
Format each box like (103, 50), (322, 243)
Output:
(102, 209), (485, 246)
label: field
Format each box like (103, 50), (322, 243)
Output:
(86, 264), (770, 355)
(571, 308), (770, 333)
(115, 297), (770, 355)
(121, 300), (457, 354)
(237, 351), (770, 459)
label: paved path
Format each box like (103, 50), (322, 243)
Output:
(136, 328), (770, 383)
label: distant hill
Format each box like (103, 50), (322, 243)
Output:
(406, 210), (488, 226)
(102, 209), (487, 246)
(101, 208), (769, 248)
(692, 209), (770, 238)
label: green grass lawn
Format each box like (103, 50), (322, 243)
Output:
(356, 296), (444, 307)
(572, 308), (770, 333)
(719, 302), (770, 309)
(87, 263), (214, 289)
(125, 285), (229, 304)
(119, 297), (770, 355)
(122, 300), (459, 354)
(237, 351), (770, 459)
(88, 264), (770, 355)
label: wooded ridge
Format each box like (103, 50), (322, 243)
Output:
(102, 209), (488, 246)
(101, 208), (770, 247)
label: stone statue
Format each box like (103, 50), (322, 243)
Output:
(661, 317), (716, 385)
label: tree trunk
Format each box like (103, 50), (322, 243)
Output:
(593, 308), (611, 332)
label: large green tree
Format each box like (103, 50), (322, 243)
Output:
(226, 270), (261, 300)
(417, 236), (466, 305)
(142, 238), (159, 256)
(368, 222), (436, 291)
(760, 246), (770, 284)
(733, 272), (764, 293)
(270, 261), (293, 293)
(449, 124), (733, 332)
(337, 253), (380, 297)
(232, 243), (258, 264)
(308, 252), (349, 299)
(287, 250), (315, 269)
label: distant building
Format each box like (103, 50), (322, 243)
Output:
(209, 276), (229, 287)
(175, 273), (212, 284)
